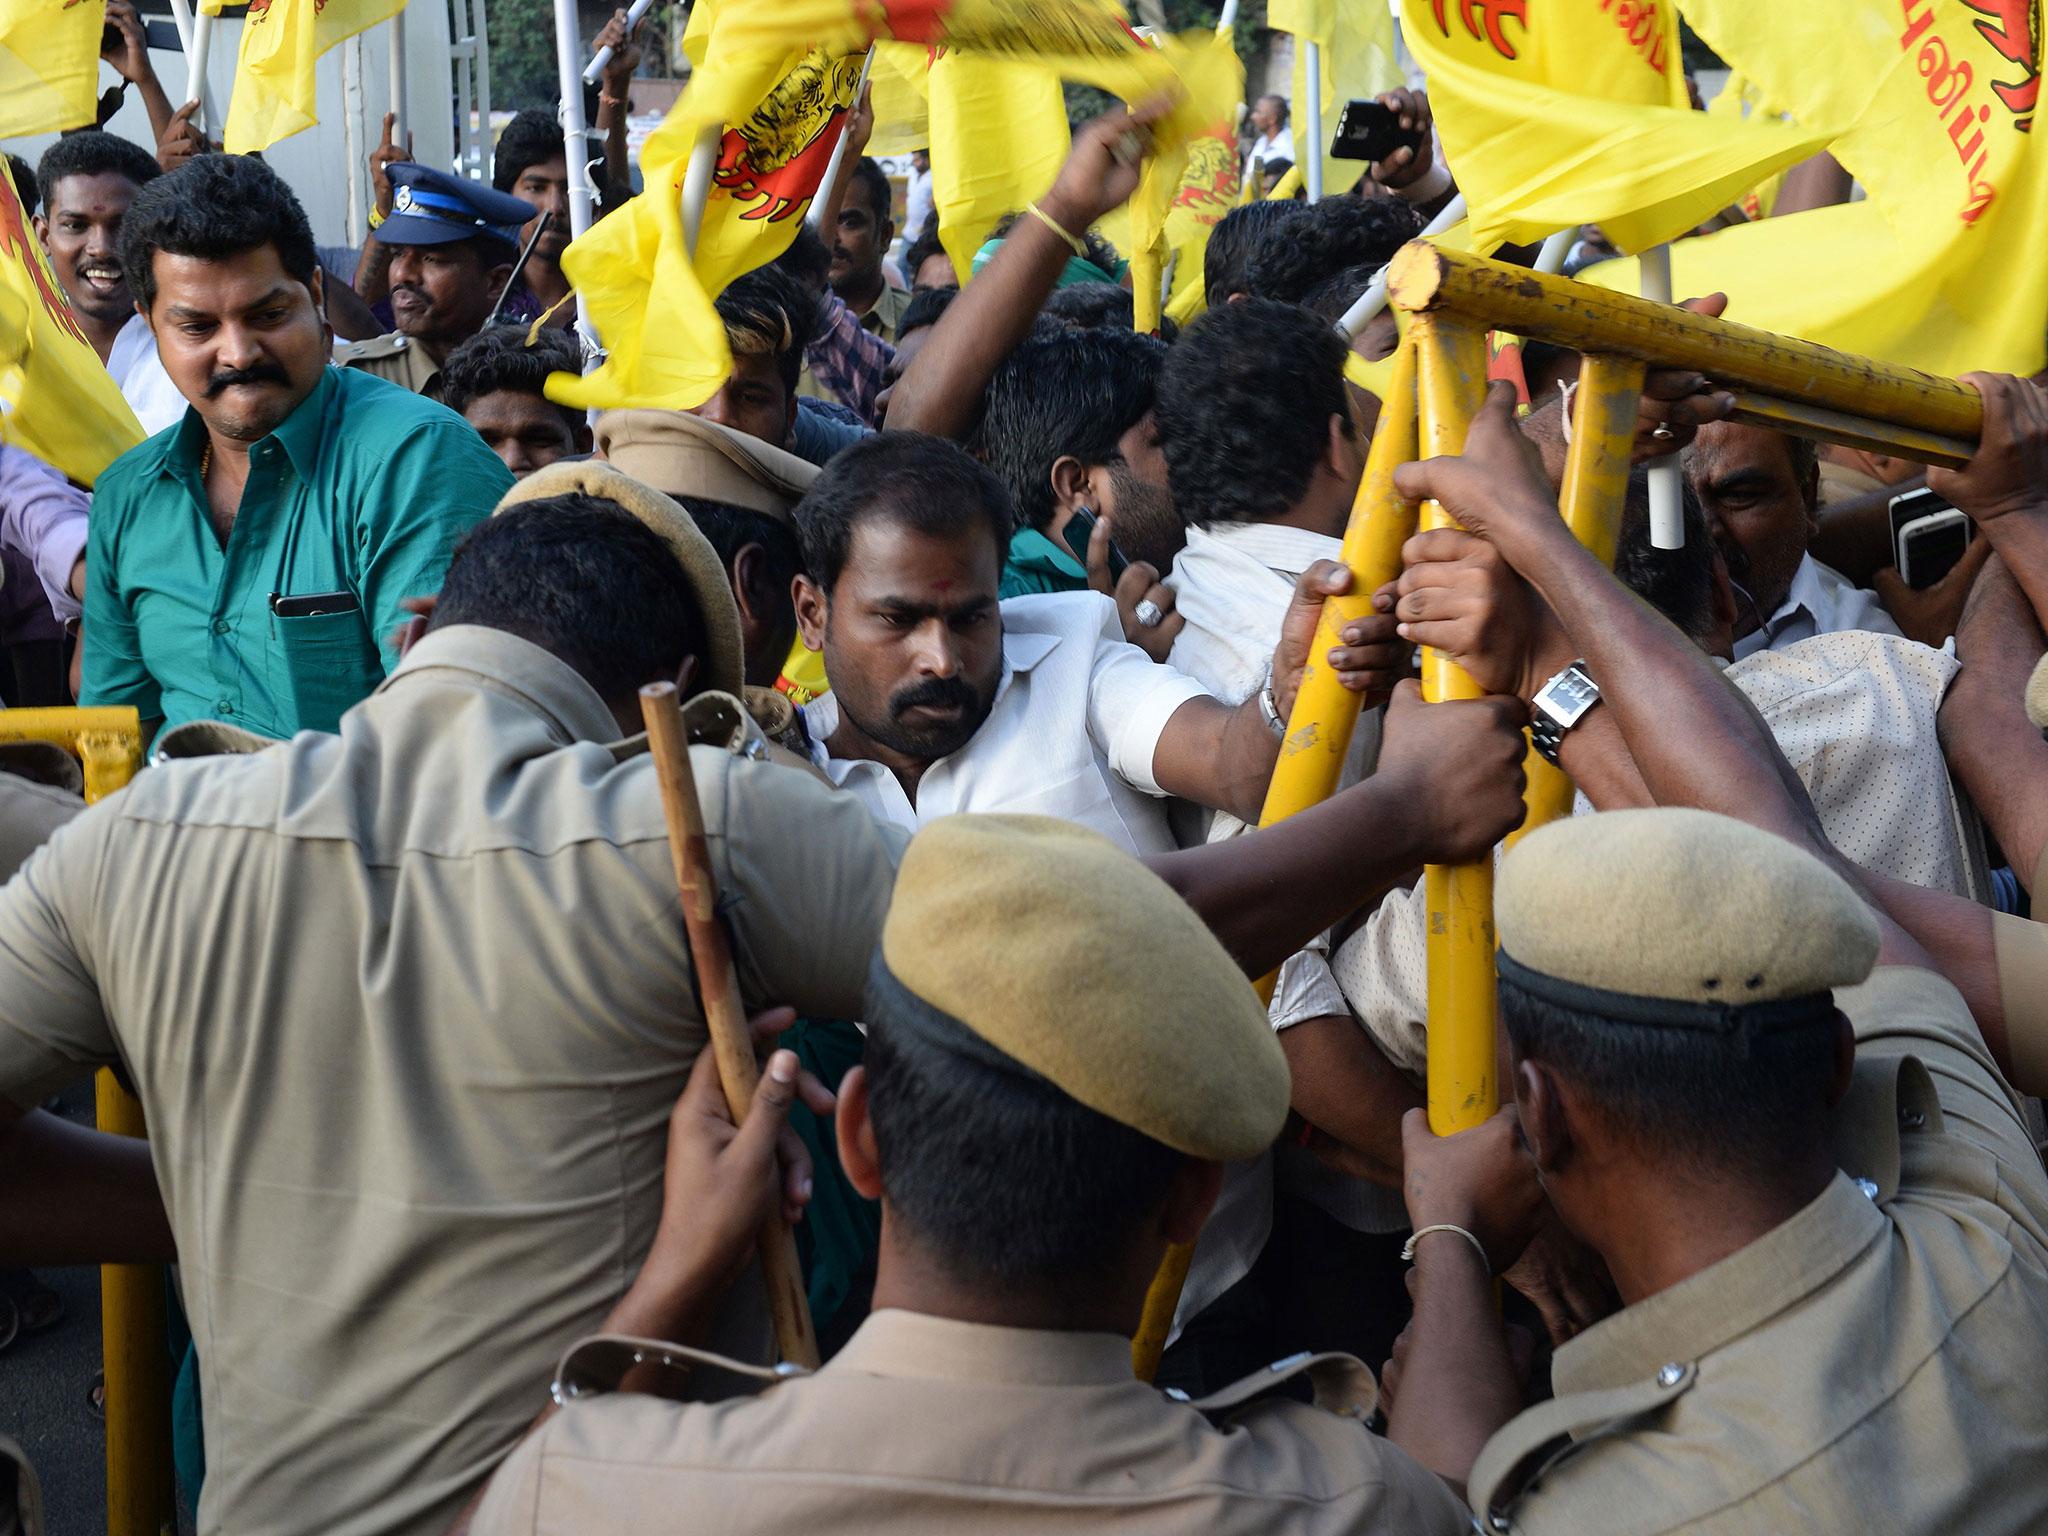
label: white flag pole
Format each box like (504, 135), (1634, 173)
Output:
(388, 9), (408, 140)
(808, 49), (877, 232)
(185, 2), (218, 135)
(583, 0), (655, 85)
(1301, 40), (1323, 201)
(551, 0), (597, 356)
(1641, 242), (1685, 548)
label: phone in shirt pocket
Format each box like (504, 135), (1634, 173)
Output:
(269, 588), (376, 731)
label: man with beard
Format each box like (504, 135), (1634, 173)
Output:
(788, 432), (1413, 857)
(31, 130), (185, 434)
(980, 328), (1186, 661)
(336, 164), (535, 400)
(83, 154), (512, 741)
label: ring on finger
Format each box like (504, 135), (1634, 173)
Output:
(1112, 131), (1143, 167)
(1135, 598), (1164, 628)
(1650, 423), (1676, 441)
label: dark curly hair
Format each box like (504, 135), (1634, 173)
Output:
(1244, 195), (1423, 306)
(439, 324), (583, 420)
(1155, 298), (1351, 529)
(1201, 199), (1307, 308)
(119, 154), (317, 314)
(492, 108), (566, 193)
(36, 129), (159, 213)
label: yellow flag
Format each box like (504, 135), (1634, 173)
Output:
(218, 0), (407, 155)
(1268, 0), (1400, 197)
(931, 50), (1071, 281)
(552, 12), (865, 412)
(1133, 29), (1243, 325)
(868, 39), (933, 156)
(1595, 0), (2047, 378)
(1406, 0), (1830, 252)
(0, 161), (143, 486)
(0, 0), (104, 137)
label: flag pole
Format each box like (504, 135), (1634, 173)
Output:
(680, 126), (722, 260)
(809, 49), (877, 232)
(185, 0), (218, 136)
(1301, 40), (1323, 201)
(1534, 226), (1576, 275)
(551, 0), (597, 348)
(583, 0), (655, 84)
(388, 9), (407, 141)
(1640, 242), (1684, 547)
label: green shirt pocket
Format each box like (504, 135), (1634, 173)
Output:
(271, 606), (381, 733)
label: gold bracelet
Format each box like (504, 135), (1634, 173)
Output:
(1401, 1222), (1491, 1273)
(1024, 200), (1087, 259)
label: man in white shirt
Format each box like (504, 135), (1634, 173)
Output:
(1685, 420), (1901, 657)
(1246, 95), (1296, 178)
(1155, 296), (1419, 1380)
(793, 432), (1317, 857)
(32, 131), (184, 436)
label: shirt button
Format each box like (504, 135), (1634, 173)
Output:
(216, 701), (233, 716)
(1656, 1362), (1686, 1388)
(213, 619), (230, 634)
(1855, 1177), (1880, 1201)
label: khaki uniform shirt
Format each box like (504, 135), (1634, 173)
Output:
(471, 1309), (1471, 1535)
(1470, 967), (2048, 1534)
(335, 330), (446, 399)
(0, 625), (907, 1536)
(0, 746), (83, 883)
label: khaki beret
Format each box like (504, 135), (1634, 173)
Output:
(1497, 809), (1879, 1016)
(2026, 653), (2048, 729)
(494, 459), (746, 698)
(594, 409), (817, 529)
(878, 815), (1290, 1161)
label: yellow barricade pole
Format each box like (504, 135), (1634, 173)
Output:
(1131, 341), (1421, 1382)
(0, 707), (170, 1535)
(1412, 313), (1498, 1137)
(1509, 354), (1645, 846)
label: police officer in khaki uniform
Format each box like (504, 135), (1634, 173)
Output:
(1404, 810), (2048, 1534)
(336, 164), (536, 401)
(1376, 382), (2048, 1534)
(466, 814), (1472, 1535)
(595, 408), (817, 689)
(0, 466), (908, 1536)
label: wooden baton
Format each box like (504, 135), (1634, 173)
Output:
(639, 682), (822, 1370)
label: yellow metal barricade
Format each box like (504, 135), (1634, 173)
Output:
(0, 707), (171, 1535)
(1132, 240), (1987, 1371)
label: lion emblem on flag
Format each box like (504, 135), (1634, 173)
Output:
(714, 50), (867, 222)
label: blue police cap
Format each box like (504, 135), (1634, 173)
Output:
(381, 163), (538, 256)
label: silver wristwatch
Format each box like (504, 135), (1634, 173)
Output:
(1530, 661), (1601, 765)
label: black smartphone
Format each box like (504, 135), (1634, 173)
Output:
(270, 590), (360, 619)
(101, 21), (122, 54)
(1063, 507), (1129, 585)
(1888, 487), (1973, 590)
(1331, 99), (1424, 163)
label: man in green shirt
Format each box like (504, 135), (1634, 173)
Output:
(84, 154), (512, 740)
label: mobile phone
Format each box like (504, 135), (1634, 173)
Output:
(1063, 507), (1129, 585)
(1889, 487), (1972, 590)
(1331, 99), (1424, 164)
(270, 589), (359, 619)
(101, 21), (121, 54)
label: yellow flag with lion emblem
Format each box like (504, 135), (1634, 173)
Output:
(550, 2), (865, 412)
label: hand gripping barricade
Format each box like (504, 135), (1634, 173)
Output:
(0, 707), (170, 1534)
(1130, 239), (1987, 1382)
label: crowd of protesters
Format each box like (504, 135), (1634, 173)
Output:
(3, 9), (2048, 1535)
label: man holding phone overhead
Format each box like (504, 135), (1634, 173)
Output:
(82, 155), (512, 742)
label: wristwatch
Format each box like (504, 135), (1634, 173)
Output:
(1529, 661), (1601, 765)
